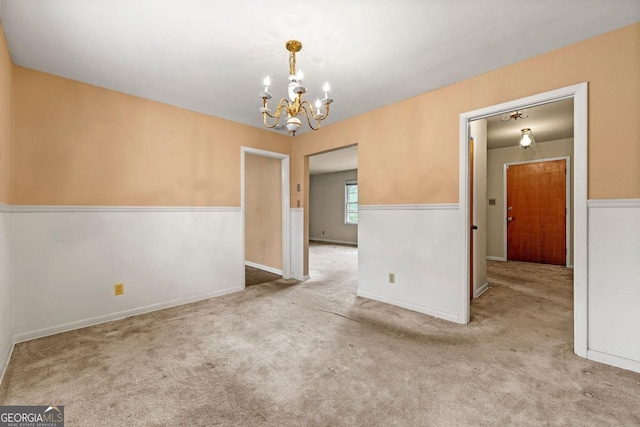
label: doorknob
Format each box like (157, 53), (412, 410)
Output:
(471, 225), (478, 230)
(507, 216), (514, 222)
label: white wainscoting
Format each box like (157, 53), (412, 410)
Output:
(290, 208), (307, 281)
(587, 199), (640, 373)
(357, 204), (465, 323)
(0, 207), (13, 385)
(11, 206), (243, 342)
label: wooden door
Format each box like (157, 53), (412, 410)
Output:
(507, 159), (566, 265)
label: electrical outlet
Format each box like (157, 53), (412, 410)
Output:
(388, 273), (395, 284)
(114, 283), (124, 296)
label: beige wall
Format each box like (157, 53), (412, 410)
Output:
(309, 170), (358, 244)
(294, 22), (640, 274)
(13, 67), (290, 207)
(245, 154), (282, 270)
(294, 22), (640, 204)
(487, 138), (574, 264)
(0, 26), (12, 204)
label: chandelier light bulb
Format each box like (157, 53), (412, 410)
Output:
(263, 76), (270, 87)
(519, 128), (536, 150)
(323, 82), (330, 93)
(296, 69), (304, 81)
(315, 99), (321, 115)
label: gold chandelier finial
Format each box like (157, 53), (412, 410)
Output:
(259, 40), (333, 136)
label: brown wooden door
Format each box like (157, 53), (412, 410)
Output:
(507, 160), (566, 265)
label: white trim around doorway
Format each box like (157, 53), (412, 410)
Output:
(241, 147), (291, 285)
(459, 82), (588, 358)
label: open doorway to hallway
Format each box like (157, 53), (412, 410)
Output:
(469, 97), (575, 335)
(307, 145), (358, 289)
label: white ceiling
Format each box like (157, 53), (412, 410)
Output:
(485, 98), (574, 150)
(1, 1), (639, 136)
(309, 146), (358, 175)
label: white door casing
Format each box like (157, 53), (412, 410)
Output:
(241, 147), (291, 283)
(459, 83), (588, 357)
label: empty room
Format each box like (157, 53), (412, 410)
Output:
(0, 1), (639, 425)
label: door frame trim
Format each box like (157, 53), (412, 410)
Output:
(503, 156), (571, 268)
(459, 82), (588, 358)
(241, 147), (292, 285)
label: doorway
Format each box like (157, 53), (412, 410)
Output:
(460, 83), (588, 358)
(241, 147), (291, 287)
(307, 145), (358, 285)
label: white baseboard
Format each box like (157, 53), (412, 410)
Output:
(292, 274), (310, 281)
(356, 290), (460, 323)
(310, 238), (357, 246)
(474, 282), (489, 298)
(245, 261), (283, 275)
(0, 339), (15, 387)
(13, 286), (243, 344)
(486, 256), (506, 261)
(587, 349), (640, 374)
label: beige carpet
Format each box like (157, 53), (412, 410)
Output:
(1, 242), (639, 426)
(245, 265), (282, 287)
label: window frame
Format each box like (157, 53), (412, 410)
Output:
(344, 179), (358, 225)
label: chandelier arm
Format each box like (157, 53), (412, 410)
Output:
(263, 98), (295, 129)
(300, 104), (320, 131)
(277, 98), (291, 113)
(262, 109), (277, 119)
(265, 98), (292, 118)
(300, 100), (328, 121)
(262, 112), (281, 129)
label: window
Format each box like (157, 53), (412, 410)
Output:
(345, 180), (358, 224)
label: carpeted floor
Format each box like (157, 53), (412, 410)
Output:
(1, 242), (639, 426)
(245, 265), (282, 287)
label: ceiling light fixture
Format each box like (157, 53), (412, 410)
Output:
(259, 40), (333, 137)
(519, 128), (536, 150)
(501, 109), (528, 121)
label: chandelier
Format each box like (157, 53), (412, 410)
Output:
(259, 40), (333, 136)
